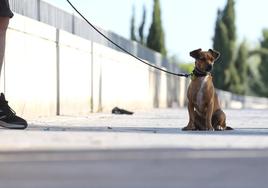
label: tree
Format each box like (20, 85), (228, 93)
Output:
(236, 41), (248, 94)
(130, 6), (137, 41)
(138, 5), (146, 45)
(228, 41), (248, 94)
(257, 29), (268, 96)
(213, 11), (230, 90)
(222, 0), (236, 41)
(212, 0), (237, 91)
(146, 0), (166, 56)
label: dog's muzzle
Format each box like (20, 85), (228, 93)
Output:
(206, 64), (213, 72)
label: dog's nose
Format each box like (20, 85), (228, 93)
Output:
(206, 64), (213, 72)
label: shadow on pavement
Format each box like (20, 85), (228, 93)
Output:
(26, 125), (268, 136)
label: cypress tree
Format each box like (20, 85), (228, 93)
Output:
(237, 42), (248, 87)
(229, 41), (248, 94)
(138, 5), (146, 45)
(130, 6), (137, 41)
(222, 0), (236, 41)
(213, 10), (230, 90)
(212, 0), (237, 91)
(146, 0), (166, 56)
(258, 29), (268, 96)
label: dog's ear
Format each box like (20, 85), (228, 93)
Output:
(190, 48), (202, 59)
(208, 49), (220, 61)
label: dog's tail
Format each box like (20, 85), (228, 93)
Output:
(225, 126), (233, 130)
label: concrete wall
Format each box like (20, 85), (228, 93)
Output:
(4, 14), (57, 117)
(3, 14), (186, 118)
(217, 90), (268, 110)
(9, 0), (173, 69)
(58, 30), (92, 115)
(3, 14), (268, 118)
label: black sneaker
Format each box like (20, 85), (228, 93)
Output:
(0, 93), (27, 129)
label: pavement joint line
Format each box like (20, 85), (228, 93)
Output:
(0, 149), (268, 163)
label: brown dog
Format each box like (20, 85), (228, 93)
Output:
(182, 48), (232, 131)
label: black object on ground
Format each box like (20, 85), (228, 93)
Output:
(112, 107), (134, 115)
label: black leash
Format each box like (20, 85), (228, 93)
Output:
(66, 0), (191, 78)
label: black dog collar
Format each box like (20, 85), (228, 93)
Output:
(192, 68), (209, 77)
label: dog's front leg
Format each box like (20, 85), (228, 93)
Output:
(182, 101), (196, 131)
(206, 102), (214, 131)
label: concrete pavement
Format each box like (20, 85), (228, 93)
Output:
(0, 149), (268, 188)
(1, 108), (268, 151)
(0, 108), (268, 188)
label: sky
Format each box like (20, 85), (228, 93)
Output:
(43, 0), (268, 62)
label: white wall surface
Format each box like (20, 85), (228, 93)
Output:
(2, 14), (187, 117)
(3, 14), (267, 118)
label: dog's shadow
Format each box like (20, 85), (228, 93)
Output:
(27, 125), (268, 136)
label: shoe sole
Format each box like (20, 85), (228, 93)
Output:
(0, 120), (27, 129)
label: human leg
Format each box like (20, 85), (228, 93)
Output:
(0, 1), (27, 129)
(0, 17), (9, 75)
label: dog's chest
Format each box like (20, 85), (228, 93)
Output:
(193, 75), (209, 108)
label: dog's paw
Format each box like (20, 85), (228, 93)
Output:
(207, 127), (215, 131)
(215, 125), (224, 131)
(182, 126), (196, 131)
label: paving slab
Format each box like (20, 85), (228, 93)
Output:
(1, 108), (268, 151)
